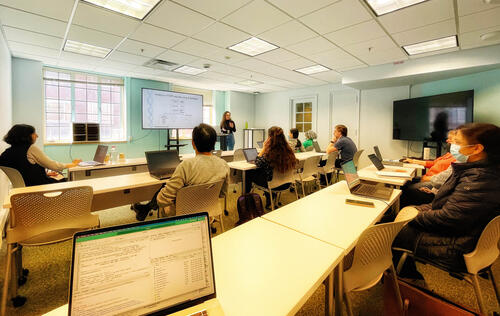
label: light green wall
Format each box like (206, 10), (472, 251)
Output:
(411, 68), (500, 125)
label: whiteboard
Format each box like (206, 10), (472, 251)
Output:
(142, 88), (203, 129)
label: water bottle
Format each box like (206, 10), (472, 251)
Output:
(110, 145), (118, 163)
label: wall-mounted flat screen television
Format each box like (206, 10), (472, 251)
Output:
(142, 88), (203, 129)
(393, 90), (474, 142)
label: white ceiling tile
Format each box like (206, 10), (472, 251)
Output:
(198, 71), (243, 83)
(355, 48), (407, 66)
(171, 38), (219, 58)
(204, 48), (248, 64)
(107, 51), (151, 65)
(0, 0), (75, 21)
(10, 51), (59, 66)
(117, 39), (166, 58)
(344, 36), (400, 57)
(459, 25), (500, 50)
(222, 0), (291, 35)
(210, 63), (248, 76)
(130, 65), (167, 76)
(9, 41), (60, 58)
(145, 1), (214, 36)
(337, 64), (367, 72)
(60, 51), (103, 64)
(95, 60), (137, 72)
(309, 70), (342, 83)
(57, 59), (96, 73)
(266, 0), (339, 18)
(0, 6), (67, 37)
(324, 20), (386, 47)
(457, 0), (500, 16)
(3, 26), (62, 50)
(155, 49), (198, 65)
(286, 36), (338, 56)
(258, 20), (317, 47)
(308, 48), (364, 69)
(275, 57), (316, 70)
(299, 0), (372, 35)
(255, 48), (300, 64)
(232, 58), (276, 72)
(459, 6), (500, 33)
(391, 19), (456, 46)
(297, 75), (328, 86)
(378, 0), (454, 34)
(67, 25), (123, 49)
(192, 22), (250, 48)
(170, 0), (252, 20)
(72, 2), (140, 37)
(130, 24), (186, 49)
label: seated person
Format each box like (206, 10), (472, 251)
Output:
(245, 126), (298, 209)
(400, 130), (457, 207)
(0, 124), (80, 186)
(288, 128), (305, 153)
(302, 130), (317, 151)
(325, 124), (357, 168)
(393, 123), (500, 279)
(133, 124), (230, 221)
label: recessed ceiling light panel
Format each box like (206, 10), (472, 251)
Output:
(63, 40), (111, 58)
(228, 37), (279, 57)
(365, 0), (428, 16)
(403, 35), (458, 55)
(173, 65), (207, 75)
(82, 0), (162, 19)
(295, 64), (330, 75)
(237, 80), (262, 86)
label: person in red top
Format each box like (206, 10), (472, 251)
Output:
(400, 130), (457, 208)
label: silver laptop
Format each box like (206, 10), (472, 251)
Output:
(313, 141), (325, 153)
(256, 141), (263, 149)
(78, 145), (108, 166)
(341, 160), (393, 201)
(243, 148), (258, 164)
(368, 154), (412, 178)
(69, 213), (224, 316)
(373, 146), (403, 167)
(145, 150), (181, 180)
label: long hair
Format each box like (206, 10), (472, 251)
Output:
(3, 124), (35, 146)
(262, 126), (297, 173)
(220, 111), (231, 129)
(459, 123), (500, 165)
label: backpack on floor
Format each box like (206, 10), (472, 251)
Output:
(236, 193), (264, 225)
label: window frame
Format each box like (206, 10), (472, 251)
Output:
(290, 95), (318, 135)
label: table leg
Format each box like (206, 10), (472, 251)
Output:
(241, 170), (246, 194)
(334, 260), (343, 316)
(325, 272), (334, 316)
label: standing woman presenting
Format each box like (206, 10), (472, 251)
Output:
(220, 111), (236, 150)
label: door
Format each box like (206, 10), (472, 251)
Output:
(332, 89), (359, 146)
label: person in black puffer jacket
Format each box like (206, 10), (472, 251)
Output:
(393, 123), (500, 275)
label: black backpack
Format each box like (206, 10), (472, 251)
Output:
(236, 193), (265, 225)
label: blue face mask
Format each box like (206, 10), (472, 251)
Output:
(450, 143), (470, 163)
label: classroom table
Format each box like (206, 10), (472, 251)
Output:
(357, 165), (416, 188)
(42, 218), (344, 316)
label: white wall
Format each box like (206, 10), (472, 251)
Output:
(227, 91), (255, 149)
(0, 30), (12, 229)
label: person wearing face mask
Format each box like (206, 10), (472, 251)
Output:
(393, 123), (500, 279)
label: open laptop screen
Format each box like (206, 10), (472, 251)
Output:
(373, 146), (382, 161)
(341, 160), (361, 190)
(368, 154), (385, 171)
(69, 214), (216, 316)
(243, 148), (258, 162)
(145, 150), (180, 177)
(93, 145), (108, 163)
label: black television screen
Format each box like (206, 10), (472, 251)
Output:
(393, 90), (474, 142)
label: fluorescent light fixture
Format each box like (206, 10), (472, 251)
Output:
(365, 0), (428, 16)
(63, 40), (111, 58)
(237, 80), (262, 86)
(82, 0), (162, 19)
(295, 64), (330, 75)
(173, 65), (207, 75)
(228, 37), (279, 57)
(403, 35), (458, 55)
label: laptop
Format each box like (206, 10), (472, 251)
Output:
(373, 146), (404, 167)
(313, 141), (325, 153)
(78, 145), (108, 166)
(243, 148), (258, 164)
(69, 213), (224, 316)
(341, 160), (393, 201)
(256, 141), (263, 149)
(368, 154), (412, 178)
(145, 150), (181, 180)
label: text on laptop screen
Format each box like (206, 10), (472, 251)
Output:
(70, 215), (215, 316)
(341, 160), (361, 189)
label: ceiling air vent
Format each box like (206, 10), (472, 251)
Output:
(144, 59), (178, 71)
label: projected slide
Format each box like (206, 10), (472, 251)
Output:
(142, 89), (203, 129)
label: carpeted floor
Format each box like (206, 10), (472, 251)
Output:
(1, 182), (499, 315)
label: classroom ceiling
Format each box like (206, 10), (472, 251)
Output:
(1, 0), (500, 93)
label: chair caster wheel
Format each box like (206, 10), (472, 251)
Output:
(12, 295), (27, 307)
(224, 210), (229, 216)
(211, 226), (217, 234)
(18, 275), (27, 286)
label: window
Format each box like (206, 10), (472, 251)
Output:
(291, 96), (317, 134)
(43, 68), (125, 143)
(170, 85), (215, 139)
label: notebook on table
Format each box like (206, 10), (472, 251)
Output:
(69, 213), (224, 316)
(78, 145), (108, 166)
(145, 150), (181, 180)
(373, 145), (404, 167)
(368, 154), (412, 178)
(341, 160), (393, 201)
(243, 148), (258, 164)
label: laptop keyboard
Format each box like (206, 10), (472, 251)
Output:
(355, 184), (377, 195)
(78, 161), (100, 166)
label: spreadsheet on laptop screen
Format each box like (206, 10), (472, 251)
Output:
(70, 215), (215, 316)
